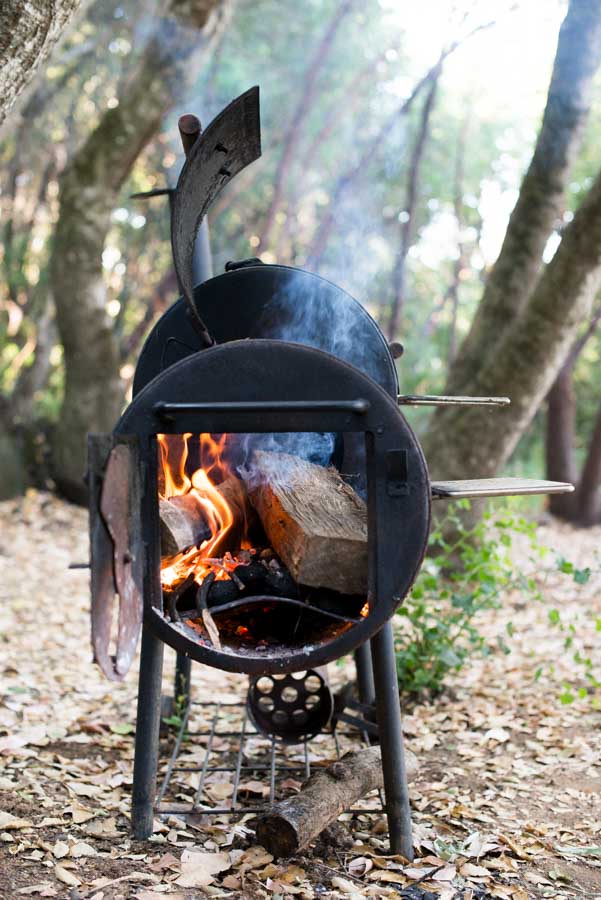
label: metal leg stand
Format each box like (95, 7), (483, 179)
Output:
(174, 652), (192, 707)
(370, 621), (414, 860)
(354, 641), (375, 706)
(132, 625), (164, 839)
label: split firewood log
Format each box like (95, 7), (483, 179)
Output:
(160, 475), (256, 557)
(243, 451), (367, 595)
(254, 744), (417, 858)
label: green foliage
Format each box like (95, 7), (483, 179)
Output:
(394, 502), (541, 700)
(545, 556), (600, 707)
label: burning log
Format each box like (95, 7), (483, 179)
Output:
(254, 745), (418, 858)
(160, 495), (209, 557)
(245, 451), (368, 595)
(160, 475), (256, 557)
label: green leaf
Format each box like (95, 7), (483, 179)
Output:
(574, 567), (591, 584)
(548, 608), (560, 625)
(110, 722), (134, 735)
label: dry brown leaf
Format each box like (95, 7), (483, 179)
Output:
(15, 886), (57, 897)
(369, 870), (407, 884)
(54, 864), (81, 887)
(67, 780), (102, 798)
(175, 848), (231, 888)
(459, 862), (491, 878)
(222, 875), (242, 889)
(84, 816), (121, 837)
(71, 840), (97, 858)
(51, 840), (69, 859)
(330, 876), (361, 895)
(347, 856), (373, 877)
(68, 802), (96, 824)
(0, 811), (32, 830)
(432, 865), (457, 881)
(241, 845), (274, 868)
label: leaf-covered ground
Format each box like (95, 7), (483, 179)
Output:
(0, 491), (600, 899)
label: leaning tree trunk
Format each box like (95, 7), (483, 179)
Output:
(0, 0), (81, 127)
(50, 0), (229, 502)
(423, 0), (601, 498)
(422, 165), (601, 486)
(445, 0), (601, 396)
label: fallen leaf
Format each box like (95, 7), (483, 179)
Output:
(71, 841), (97, 858)
(52, 840), (69, 859)
(68, 802), (95, 824)
(0, 811), (32, 830)
(15, 886), (57, 896)
(348, 856), (373, 877)
(175, 849), (231, 888)
(330, 875), (361, 895)
(460, 862), (491, 878)
(67, 781), (101, 798)
(84, 816), (121, 837)
(432, 865), (456, 881)
(242, 845), (274, 868)
(54, 865), (81, 887)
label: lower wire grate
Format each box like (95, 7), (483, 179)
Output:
(155, 700), (385, 819)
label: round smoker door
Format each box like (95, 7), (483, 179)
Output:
(117, 340), (430, 675)
(133, 265), (398, 398)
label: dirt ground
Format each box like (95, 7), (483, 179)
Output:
(0, 491), (600, 899)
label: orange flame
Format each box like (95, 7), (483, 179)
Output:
(360, 601), (369, 618)
(158, 433), (250, 591)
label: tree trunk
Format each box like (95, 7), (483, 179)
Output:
(50, 0), (228, 501)
(0, 0), (81, 127)
(546, 362), (578, 519)
(386, 67), (440, 340)
(257, 0), (357, 252)
(576, 400), (601, 525)
(446, 0), (601, 396)
(446, 113), (470, 366)
(422, 165), (601, 485)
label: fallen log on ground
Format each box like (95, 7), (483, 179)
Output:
(244, 451), (368, 595)
(254, 744), (417, 858)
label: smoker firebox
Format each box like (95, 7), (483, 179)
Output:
(87, 87), (573, 858)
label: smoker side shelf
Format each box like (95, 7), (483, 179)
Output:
(431, 477), (574, 500)
(398, 394), (510, 406)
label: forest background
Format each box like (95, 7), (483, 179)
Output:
(1, 0), (600, 531)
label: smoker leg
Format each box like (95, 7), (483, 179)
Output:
(174, 652), (192, 707)
(132, 625), (164, 840)
(370, 622), (413, 860)
(354, 641), (375, 706)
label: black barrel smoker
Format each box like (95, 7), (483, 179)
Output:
(88, 88), (573, 858)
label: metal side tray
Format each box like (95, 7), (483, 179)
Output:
(431, 477), (574, 500)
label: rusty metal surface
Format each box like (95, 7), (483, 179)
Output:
(170, 86), (261, 345)
(89, 437), (143, 681)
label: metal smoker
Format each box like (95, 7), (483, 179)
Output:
(88, 87), (573, 859)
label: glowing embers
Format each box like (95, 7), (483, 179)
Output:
(158, 433), (368, 655)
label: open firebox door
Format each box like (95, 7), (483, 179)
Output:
(87, 87), (573, 858)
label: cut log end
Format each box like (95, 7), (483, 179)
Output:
(245, 451), (368, 595)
